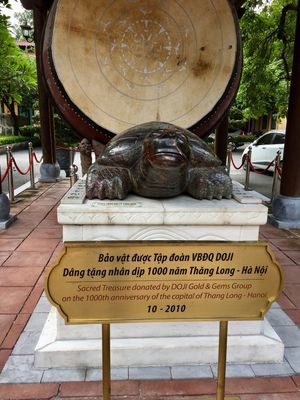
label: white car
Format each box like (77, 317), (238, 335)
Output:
(242, 129), (285, 172)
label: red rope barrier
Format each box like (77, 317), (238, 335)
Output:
(33, 152), (43, 163)
(275, 162), (282, 177)
(0, 159), (13, 183)
(228, 151), (245, 170)
(247, 156), (275, 174)
(229, 148), (278, 175)
(11, 155), (33, 176)
(56, 145), (80, 153)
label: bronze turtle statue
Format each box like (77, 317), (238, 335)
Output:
(86, 122), (232, 200)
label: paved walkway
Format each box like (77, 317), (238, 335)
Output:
(0, 181), (300, 399)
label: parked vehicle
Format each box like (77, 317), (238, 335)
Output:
(242, 129), (285, 172)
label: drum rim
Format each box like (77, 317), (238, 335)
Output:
(42, 0), (242, 144)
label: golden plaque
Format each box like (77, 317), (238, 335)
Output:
(46, 241), (283, 324)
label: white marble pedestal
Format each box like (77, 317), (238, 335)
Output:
(35, 180), (284, 368)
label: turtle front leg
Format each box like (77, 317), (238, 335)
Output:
(187, 167), (232, 200)
(86, 164), (132, 200)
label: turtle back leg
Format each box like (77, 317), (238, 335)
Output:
(186, 166), (232, 200)
(86, 164), (132, 200)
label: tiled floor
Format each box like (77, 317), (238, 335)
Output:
(1, 294), (300, 385)
(0, 181), (300, 399)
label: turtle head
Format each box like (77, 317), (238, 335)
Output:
(133, 129), (190, 198)
(143, 130), (190, 169)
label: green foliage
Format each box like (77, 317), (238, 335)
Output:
(229, 100), (248, 130)
(0, 23), (37, 103)
(204, 135), (256, 148)
(229, 135), (257, 144)
(19, 120), (80, 148)
(236, 0), (297, 121)
(19, 124), (41, 138)
(0, 135), (40, 146)
(0, 15), (37, 134)
(54, 114), (80, 148)
(30, 112), (80, 148)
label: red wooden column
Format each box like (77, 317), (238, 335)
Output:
(215, 115), (229, 166)
(271, 0), (300, 227)
(21, 0), (59, 181)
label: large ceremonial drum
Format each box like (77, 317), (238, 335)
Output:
(43, 0), (242, 144)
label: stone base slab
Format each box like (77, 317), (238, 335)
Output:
(39, 162), (61, 183)
(268, 214), (300, 229)
(34, 308), (284, 369)
(0, 214), (16, 229)
(270, 195), (300, 228)
(35, 182), (284, 370)
(55, 312), (264, 340)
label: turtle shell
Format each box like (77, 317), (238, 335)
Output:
(98, 122), (221, 169)
(86, 121), (230, 200)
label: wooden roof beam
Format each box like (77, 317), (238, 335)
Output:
(20, 0), (53, 11)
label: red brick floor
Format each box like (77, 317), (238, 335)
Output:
(259, 225), (300, 326)
(0, 182), (66, 376)
(0, 377), (299, 399)
(0, 181), (300, 399)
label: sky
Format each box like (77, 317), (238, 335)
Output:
(2, 0), (25, 25)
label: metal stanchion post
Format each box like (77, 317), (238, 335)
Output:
(0, 165), (15, 229)
(28, 142), (35, 189)
(69, 147), (74, 176)
(6, 146), (14, 202)
(69, 165), (78, 187)
(244, 146), (252, 191)
(271, 151), (281, 202)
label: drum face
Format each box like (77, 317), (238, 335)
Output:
(43, 0), (241, 143)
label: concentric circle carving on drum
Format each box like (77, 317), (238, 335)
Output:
(44, 0), (241, 142)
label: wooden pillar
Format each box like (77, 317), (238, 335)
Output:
(33, 7), (56, 165)
(215, 115), (229, 165)
(271, 1), (300, 228)
(21, 0), (58, 181)
(280, 0), (300, 197)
